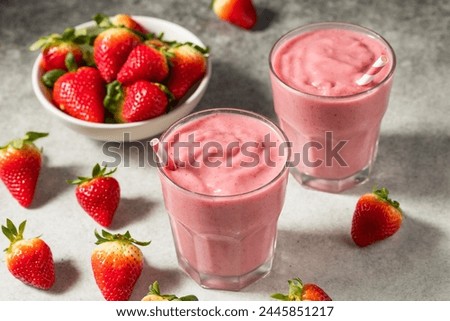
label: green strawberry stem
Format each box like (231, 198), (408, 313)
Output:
(1, 132), (48, 150)
(373, 187), (400, 209)
(30, 27), (88, 51)
(93, 13), (114, 28)
(147, 281), (198, 301)
(271, 278), (304, 301)
(65, 52), (78, 72)
(94, 229), (151, 247)
(2, 219), (27, 252)
(104, 81), (124, 114)
(93, 13), (147, 39)
(42, 69), (66, 88)
(67, 163), (117, 185)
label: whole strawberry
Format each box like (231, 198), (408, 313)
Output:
(68, 164), (120, 227)
(271, 278), (332, 301)
(0, 132), (48, 207)
(166, 43), (208, 101)
(2, 219), (55, 290)
(30, 27), (84, 71)
(111, 14), (149, 34)
(117, 43), (170, 85)
(91, 229), (150, 301)
(93, 27), (142, 82)
(104, 80), (170, 123)
(53, 66), (106, 123)
(351, 187), (403, 247)
(94, 13), (149, 35)
(212, 0), (258, 30)
(141, 281), (198, 301)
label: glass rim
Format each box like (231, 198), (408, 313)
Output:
(156, 108), (290, 199)
(268, 21), (397, 99)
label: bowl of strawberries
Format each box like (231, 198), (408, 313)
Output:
(31, 14), (211, 141)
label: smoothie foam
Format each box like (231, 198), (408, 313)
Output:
(163, 112), (287, 196)
(272, 28), (392, 96)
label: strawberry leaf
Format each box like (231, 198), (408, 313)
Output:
(2, 226), (15, 243)
(104, 81), (124, 114)
(65, 52), (78, 72)
(24, 132), (49, 143)
(42, 69), (66, 88)
(18, 221), (26, 236)
(68, 164), (117, 185)
(61, 28), (76, 41)
(178, 295), (199, 301)
(6, 218), (17, 236)
(94, 229), (151, 246)
(270, 293), (289, 301)
(373, 187), (400, 209)
(93, 13), (114, 28)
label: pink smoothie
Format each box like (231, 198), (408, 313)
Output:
(270, 23), (395, 192)
(157, 109), (289, 290)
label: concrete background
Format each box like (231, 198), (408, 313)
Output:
(0, 0), (449, 300)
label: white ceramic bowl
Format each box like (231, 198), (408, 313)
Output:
(32, 16), (211, 141)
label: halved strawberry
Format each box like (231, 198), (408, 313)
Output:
(105, 80), (171, 123)
(212, 0), (257, 30)
(271, 278), (332, 301)
(117, 42), (169, 85)
(166, 43), (208, 101)
(351, 187), (403, 247)
(0, 132), (48, 208)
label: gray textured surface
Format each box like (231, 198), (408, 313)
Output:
(0, 0), (449, 300)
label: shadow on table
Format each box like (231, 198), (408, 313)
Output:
(253, 7), (277, 31)
(109, 196), (157, 231)
(341, 131), (450, 199)
(245, 214), (448, 300)
(30, 160), (82, 209)
(130, 262), (182, 301)
(49, 259), (79, 295)
(196, 60), (276, 120)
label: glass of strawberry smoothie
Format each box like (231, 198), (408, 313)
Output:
(155, 108), (290, 290)
(269, 22), (396, 193)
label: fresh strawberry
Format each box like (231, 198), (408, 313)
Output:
(0, 132), (48, 208)
(117, 43), (169, 85)
(2, 219), (55, 290)
(166, 43), (208, 101)
(93, 27), (142, 82)
(111, 14), (149, 34)
(53, 66), (106, 123)
(30, 28), (84, 71)
(141, 281), (198, 301)
(351, 187), (403, 247)
(104, 80), (170, 123)
(94, 13), (149, 35)
(212, 0), (257, 30)
(91, 229), (150, 301)
(68, 164), (120, 227)
(271, 278), (332, 301)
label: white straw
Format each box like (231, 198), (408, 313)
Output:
(356, 55), (388, 86)
(150, 138), (176, 171)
